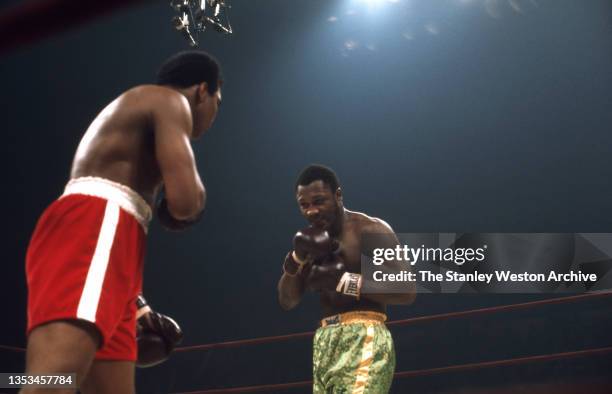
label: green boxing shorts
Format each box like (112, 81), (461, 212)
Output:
(313, 311), (395, 394)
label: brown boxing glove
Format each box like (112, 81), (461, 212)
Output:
(283, 226), (336, 276)
(306, 256), (362, 298)
(135, 295), (183, 368)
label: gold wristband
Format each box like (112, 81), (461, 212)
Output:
(283, 251), (306, 277)
(292, 250), (306, 266)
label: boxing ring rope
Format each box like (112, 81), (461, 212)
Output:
(173, 290), (612, 352)
(0, 345), (25, 353)
(164, 291), (612, 393)
(173, 346), (612, 394)
(2, 291), (609, 355)
(3, 291), (611, 392)
(2, 345), (611, 393)
(0, 0), (149, 56)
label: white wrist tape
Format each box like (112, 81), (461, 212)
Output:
(336, 272), (362, 298)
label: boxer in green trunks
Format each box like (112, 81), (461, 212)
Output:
(278, 164), (416, 393)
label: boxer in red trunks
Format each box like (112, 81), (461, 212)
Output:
(22, 50), (222, 394)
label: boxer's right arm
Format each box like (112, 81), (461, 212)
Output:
(278, 227), (334, 310)
(278, 258), (309, 311)
(152, 91), (205, 221)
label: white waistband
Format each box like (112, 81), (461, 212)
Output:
(62, 177), (152, 231)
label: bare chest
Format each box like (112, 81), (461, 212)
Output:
(335, 231), (363, 272)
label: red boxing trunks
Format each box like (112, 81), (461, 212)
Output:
(26, 177), (152, 361)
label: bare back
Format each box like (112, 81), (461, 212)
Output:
(71, 85), (185, 206)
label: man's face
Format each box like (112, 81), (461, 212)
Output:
(193, 85), (222, 138)
(296, 180), (341, 231)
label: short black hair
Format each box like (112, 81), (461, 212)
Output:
(295, 164), (340, 192)
(156, 50), (222, 94)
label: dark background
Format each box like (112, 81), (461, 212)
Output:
(1, 0), (612, 392)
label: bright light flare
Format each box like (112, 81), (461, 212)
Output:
(354, 0), (400, 7)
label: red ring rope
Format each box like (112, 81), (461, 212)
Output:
(174, 290), (612, 353)
(171, 346), (612, 394)
(2, 291), (610, 354)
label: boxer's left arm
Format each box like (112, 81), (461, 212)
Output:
(152, 90), (206, 224)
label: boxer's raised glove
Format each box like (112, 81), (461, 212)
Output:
(306, 258), (362, 298)
(156, 191), (202, 231)
(135, 295), (183, 368)
(283, 227), (335, 276)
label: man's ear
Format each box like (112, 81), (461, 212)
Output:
(196, 82), (209, 102)
(335, 187), (343, 203)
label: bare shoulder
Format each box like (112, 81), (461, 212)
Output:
(123, 85), (189, 112)
(346, 210), (394, 234)
(123, 85), (192, 132)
